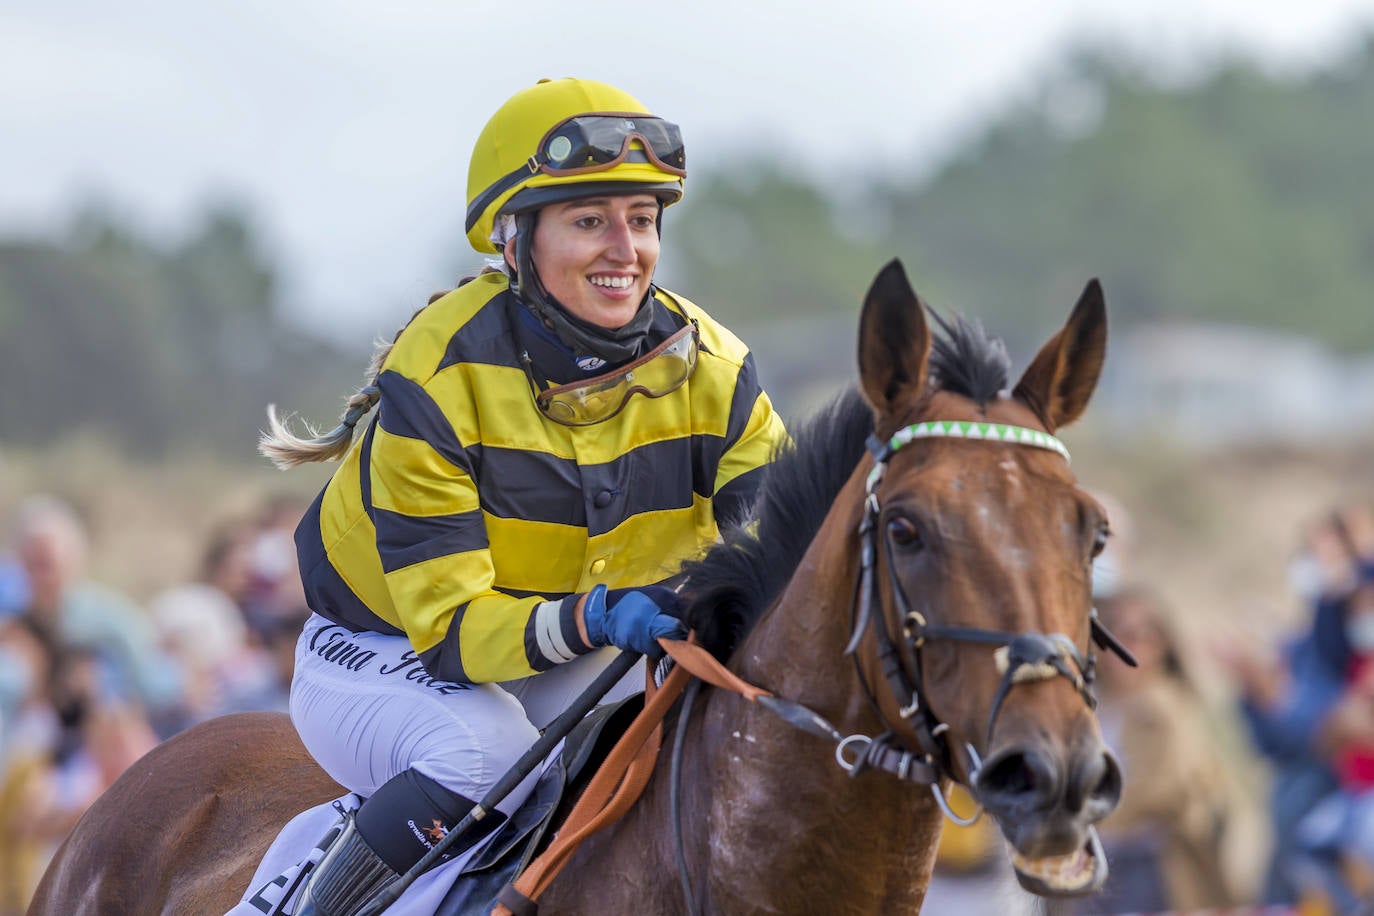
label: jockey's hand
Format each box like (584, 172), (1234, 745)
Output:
(580, 584), (685, 659)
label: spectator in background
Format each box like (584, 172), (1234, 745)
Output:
(1219, 504), (1374, 907)
(5, 495), (181, 716)
(1295, 572), (1374, 911)
(0, 625), (157, 913)
(150, 521), (284, 733)
(0, 622), (63, 915)
(1081, 586), (1237, 914)
(0, 565), (27, 764)
(221, 612), (298, 715)
(0, 538), (31, 742)
(240, 495), (311, 646)
(0, 553), (26, 620)
(1280, 507), (1374, 911)
(0, 617), (60, 766)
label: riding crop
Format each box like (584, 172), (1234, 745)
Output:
(355, 648), (644, 916)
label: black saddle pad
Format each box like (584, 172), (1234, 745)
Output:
(437, 693), (644, 915)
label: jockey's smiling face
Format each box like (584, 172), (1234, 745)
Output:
(522, 193), (661, 329)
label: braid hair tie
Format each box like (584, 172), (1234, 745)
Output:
(342, 385), (381, 430)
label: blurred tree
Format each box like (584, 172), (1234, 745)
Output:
(663, 36), (1374, 355)
(10, 34), (1374, 451)
(660, 162), (887, 325)
(880, 43), (1374, 352)
(0, 202), (354, 455)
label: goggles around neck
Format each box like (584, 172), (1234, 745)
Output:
(466, 114), (686, 234)
(521, 321), (699, 427)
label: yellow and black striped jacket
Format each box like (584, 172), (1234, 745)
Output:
(295, 272), (785, 683)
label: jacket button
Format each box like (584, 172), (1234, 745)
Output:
(593, 490), (614, 509)
(590, 558), (607, 575)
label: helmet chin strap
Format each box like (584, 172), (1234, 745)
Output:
(508, 208), (659, 367)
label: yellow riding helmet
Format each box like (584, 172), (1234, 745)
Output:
(464, 78), (687, 254)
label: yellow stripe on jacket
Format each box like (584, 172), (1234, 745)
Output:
(294, 274), (786, 683)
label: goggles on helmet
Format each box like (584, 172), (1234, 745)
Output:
(466, 114), (686, 234)
(521, 322), (699, 427)
(535, 114), (686, 176)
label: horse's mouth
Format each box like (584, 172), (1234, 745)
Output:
(1008, 827), (1106, 897)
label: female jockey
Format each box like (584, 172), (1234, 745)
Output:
(255, 77), (786, 915)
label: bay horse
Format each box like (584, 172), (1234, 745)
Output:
(32, 259), (1122, 914)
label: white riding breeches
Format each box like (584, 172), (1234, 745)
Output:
(289, 614), (645, 815)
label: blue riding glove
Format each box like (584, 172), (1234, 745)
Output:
(581, 584), (686, 659)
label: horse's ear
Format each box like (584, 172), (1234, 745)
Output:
(858, 259), (931, 421)
(1012, 279), (1107, 431)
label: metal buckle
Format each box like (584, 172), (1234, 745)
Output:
(834, 734), (872, 774)
(902, 610), (927, 643)
(898, 692), (921, 719)
(931, 780), (983, 828)
(964, 743), (984, 782)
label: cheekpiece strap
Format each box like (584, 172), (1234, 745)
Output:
(865, 432), (892, 463)
(1091, 610), (1139, 667)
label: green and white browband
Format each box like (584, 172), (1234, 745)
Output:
(892, 421), (1069, 461)
(867, 421), (1070, 492)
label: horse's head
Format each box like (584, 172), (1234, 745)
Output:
(854, 260), (1123, 896)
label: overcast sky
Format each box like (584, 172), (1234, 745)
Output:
(5, 0), (1374, 341)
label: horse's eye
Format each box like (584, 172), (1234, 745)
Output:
(1091, 527), (1110, 559)
(887, 516), (922, 548)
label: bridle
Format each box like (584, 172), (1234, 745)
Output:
(842, 419), (1135, 823)
(668, 418), (1136, 914)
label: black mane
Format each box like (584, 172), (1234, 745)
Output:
(678, 387), (872, 658)
(679, 313), (1011, 659)
(926, 309), (1011, 407)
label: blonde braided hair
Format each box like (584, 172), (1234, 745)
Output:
(258, 288), (456, 470)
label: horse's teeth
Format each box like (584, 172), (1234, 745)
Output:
(1009, 845), (1095, 890)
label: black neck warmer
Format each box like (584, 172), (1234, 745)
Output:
(509, 209), (658, 365)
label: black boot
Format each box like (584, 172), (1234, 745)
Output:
(292, 768), (505, 916)
(293, 811), (398, 916)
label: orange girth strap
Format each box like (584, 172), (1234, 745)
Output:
(491, 638), (772, 916)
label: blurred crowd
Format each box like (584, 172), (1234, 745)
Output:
(0, 493), (309, 914)
(928, 495), (1374, 916)
(1221, 504), (1374, 914)
(5, 484), (1374, 914)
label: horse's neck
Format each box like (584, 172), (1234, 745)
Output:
(674, 483), (944, 912)
(550, 478), (945, 913)
(732, 482), (867, 710)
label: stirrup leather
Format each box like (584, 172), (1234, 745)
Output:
(294, 811), (398, 916)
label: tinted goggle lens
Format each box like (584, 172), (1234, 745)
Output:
(539, 116), (686, 176)
(533, 324), (698, 426)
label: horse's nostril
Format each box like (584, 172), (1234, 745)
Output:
(983, 754), (1034, 795)
(1067, 748), (1123, 813)
(976, 749), (1053, 803)
(1090, 752), (1122, 805)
